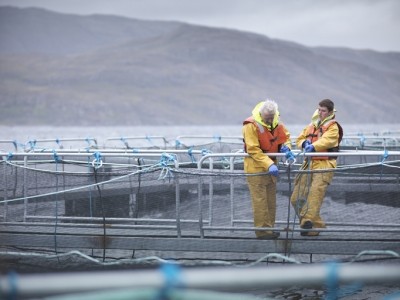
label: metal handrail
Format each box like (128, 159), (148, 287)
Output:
(105, 136), (169, 149)
(1, 150), (399, 240)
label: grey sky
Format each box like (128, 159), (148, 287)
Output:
(1, 0), (399, 52)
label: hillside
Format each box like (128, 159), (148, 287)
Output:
(0, 6), (399, 126)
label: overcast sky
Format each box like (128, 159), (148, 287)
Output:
(1, 0), (399, 52)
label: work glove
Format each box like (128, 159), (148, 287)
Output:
(302, 140), (311, 149)
(268, 164), (279, 177)
(304, 144), (315, 152)
(280, 145), (290, 153)
(280, 145), (295, 160)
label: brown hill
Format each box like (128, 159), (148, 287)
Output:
(0, 6), (399, 126)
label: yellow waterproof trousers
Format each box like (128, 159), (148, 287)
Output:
(290, 170), (334, 229)
(247, 174), (277, 237)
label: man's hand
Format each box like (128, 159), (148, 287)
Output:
(280, 145), (290, 153)
(305, 144), (315, 152)
(281, 145), (295, 160)
(268, 164), (279, 176)
(302, 140), (311, 149)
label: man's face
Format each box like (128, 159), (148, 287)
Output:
(318, 106), (331, 120)
(261, 112), (275, 125)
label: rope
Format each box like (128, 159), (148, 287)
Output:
(325, 261), (339, 300)
(6, 152), (13, 161)
(1, 250), (398, 268)
(187, 148), (196, 163)
(0, 156), (180, 204)
(201, 148), (211, 156)
(175, 139), (182, 148)
(92, 151), (103, 169)
(158, 153), (176, 180)
(6, 271), (18, 300)
(27, 139), (37, 151)
(155, 263), (184, 300)
(52, 149), (61, 163)
(381, 150), (389, 162)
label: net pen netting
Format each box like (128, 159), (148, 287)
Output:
(1, 148), (399, 270)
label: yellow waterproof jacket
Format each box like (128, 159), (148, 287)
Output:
(242, 103), (291, 174)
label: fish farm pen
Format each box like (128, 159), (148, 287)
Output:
(0, 134), (399, 299)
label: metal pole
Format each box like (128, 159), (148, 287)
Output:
(23, 156), (28, 222)
(1, 264), (399, 298)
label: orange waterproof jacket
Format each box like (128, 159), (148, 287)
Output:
(305, 119), (341, 160)
(243, 117), (288, 154)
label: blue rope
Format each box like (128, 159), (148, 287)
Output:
(380, 149), (389, 179)
(325, 261), (339, 300)
(154, 263), (183, 300)
(160, 153), (176, 167)
(7, 271), (18, 300)
(359, 135), (365, 148)
(92, 151), (103, 169)
(201, 148), (211, 156)
(187, 148), (195, 163)
(6, 152), (13, 161)
(285, 150), (296, 162)
(175, 139), (182, 148)
(52, 150), (61, 163)
(158, 153), (176, 181)
(381, 149), (389, 163)
(27, 139), (37, 151)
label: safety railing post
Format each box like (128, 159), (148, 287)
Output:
(198, 175), (204, 238)
(23, 155), (28, 222)
(208, 157), (214, 228)
(230, 157), (235, 228)
(208, 174), (213, 226)
(175, 175), (181, 238)
(3, 160), (8, 221)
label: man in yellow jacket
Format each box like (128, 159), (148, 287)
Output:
(242, 99), (292, 239)
(290, 99), (342, 236)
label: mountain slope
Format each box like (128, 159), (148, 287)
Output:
(0, 6), (399, 126)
